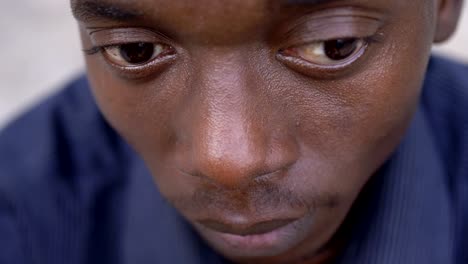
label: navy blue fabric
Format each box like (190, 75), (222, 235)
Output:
(0, 56), (466, 263)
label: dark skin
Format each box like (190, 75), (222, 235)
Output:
(71, 0), (463, 263)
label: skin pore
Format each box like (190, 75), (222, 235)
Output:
(71, 0), (462, 263)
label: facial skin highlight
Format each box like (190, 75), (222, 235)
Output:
(72, 0), (463, 263)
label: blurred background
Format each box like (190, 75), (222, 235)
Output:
(0, 1), (467, 129)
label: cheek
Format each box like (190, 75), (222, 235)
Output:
(277, 24), (433, 203)
(83, 51), (188, 163)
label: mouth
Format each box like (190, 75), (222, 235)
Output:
(197, 218), (296, 236)
(193, 213), (315, 257)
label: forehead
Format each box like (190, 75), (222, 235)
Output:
(72, 0), (407, 43)
(71, 0), (404, 25)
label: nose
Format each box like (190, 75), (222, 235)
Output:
(175, 51), (298, 188)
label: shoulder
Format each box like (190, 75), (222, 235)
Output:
(0, 75), (132, 262)
(422, 56), (468, 262)
(0, 74), (128, 213)
(0, 76), (102, 187)
(421, 56), (468, 168)
(423, 55), (468, 101)
(422, 55), (468, 120)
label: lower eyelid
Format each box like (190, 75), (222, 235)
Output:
(109, 54), (178, 81)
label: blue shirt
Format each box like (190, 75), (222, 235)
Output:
(0, 56), (467, 264)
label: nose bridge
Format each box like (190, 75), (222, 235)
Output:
(188, 51), (270, 186)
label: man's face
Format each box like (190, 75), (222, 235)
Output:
(74, 0), (445, 262)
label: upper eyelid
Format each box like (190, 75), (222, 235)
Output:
(281, 18), (384, 48)
(283, 6), (386, 31)
(274, 6), (387, 47)
(86, 27), (173, 47)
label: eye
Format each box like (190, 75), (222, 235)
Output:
(282, 38), (367, 67)
(103, 42), (171, 67)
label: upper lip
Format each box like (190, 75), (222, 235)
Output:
(197, 218), (297, 236)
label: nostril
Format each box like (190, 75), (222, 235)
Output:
(176, 167), (213, 182)
(252, 161), (296, 182)
(177, 158), (296, 186)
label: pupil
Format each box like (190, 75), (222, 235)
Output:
(120, 43), (154, 64)
(324, 39), (358, 61)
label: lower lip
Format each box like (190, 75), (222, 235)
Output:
(218, 225), (289, 249)
(196, 215), (314, 257)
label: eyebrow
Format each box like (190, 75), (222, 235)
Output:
(71, 0), (144, 22)
(283, 0), (336, 5)
(71, 0), (343, 23)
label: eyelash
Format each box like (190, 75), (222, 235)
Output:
(83, 46), (104, 55)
